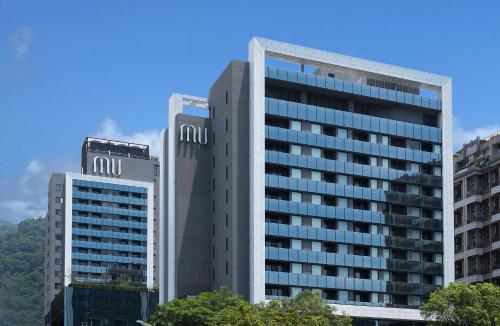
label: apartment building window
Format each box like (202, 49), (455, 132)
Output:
(225, 238), (228, 251)
(55, 221), (63, 228)
(226, 118), (228, 132)
(225, 91), (228, 104)
(310, 124), (321, 135)
(226, 166), (228, 180)
(337, 128), (348, 139)
(55, 283), (62, 290)
(55, 209), (62, 216)
(213, 156), (215, 168)
(55, 246), (63, 252)
(56, 197), (64, 204)
(311, 148), (322, 158)
(291, 263), (302, 274)
(311, 171), (321, 182)
(291, 121), (301, 131)
(226, 142), (228, 156)
(337, 152), (348, 162)
(291, 192), (301, 203)
(423, 114), (438, 127)
(225, 261), (228, 275)
(291, 168), (301, 179)
(352, 291), (371, 303)
(55, 234), (63, 240)
(291, 145), (301, 155)
(56, 184), (63, 191)
(225, 190), (228, 203)
(225, 214), (228, 227)
(55, 271), (61, 277)
(55, 258), (62, 265)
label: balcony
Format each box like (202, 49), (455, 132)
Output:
(384, 213), (442, 231)
(466, 241), (484, 250)
(265, 66), (442, 110)
(492, 181), (500, 195)
(466, 215), (485, 224)
(467, 269), (484, 277)
(386, 281), (437, 296)
(386, 259), (442, 275)
(466, 187), (484, 198)
(385, 192), (442, 210)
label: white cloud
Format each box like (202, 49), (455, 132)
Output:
(0, 200), (41, 218)
(453, 117), (499, 150)
(26, 160), (43, 174)
(0, 119), (161, 223)
(9, 26), (33, 59)
(93, 118), (161, 156)
(0, 158), (79, 223)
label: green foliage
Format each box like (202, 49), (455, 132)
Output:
(421, 282), (500, 326)
(0, 218), (16, 236)
(69, 281), (157, 293)
(273, 291), (351, 326)
(150, 286), (247, 325)
(0, 217), (46, 326)
(150, 287), (351, 326)
(206, 301), (264, 326)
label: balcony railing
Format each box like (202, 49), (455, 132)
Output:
(466, 242), (483, 250)
(467, 269), (483, 276)
(466, 215), (484, 224)
(384, 213), (442, 231)
(466, 188), (484, 198)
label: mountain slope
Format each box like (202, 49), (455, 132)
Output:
(0, 217), (46, 326)
(0, 219), (16, 236)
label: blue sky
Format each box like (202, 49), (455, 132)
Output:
(1, 0), (499, 222)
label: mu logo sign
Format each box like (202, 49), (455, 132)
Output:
(93, 156), (122, 176)
(179, 124), (208, 145)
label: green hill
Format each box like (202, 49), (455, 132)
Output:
(0, 219), (16, 236)
(0, 217), (46, 326)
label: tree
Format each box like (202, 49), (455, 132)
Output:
(0, 218), (16, 236)
(267, 291), (351, 326)
(150, 286), (248, 326)
(0, 217), (46, 326)
(150, 287), (351, 326)
(211, 301), (265, 326)
(421, 282), (500, 326)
